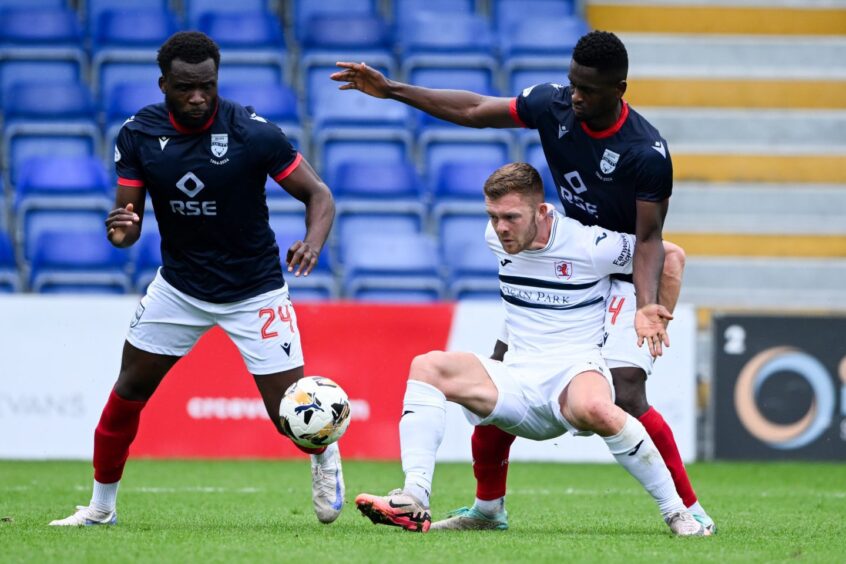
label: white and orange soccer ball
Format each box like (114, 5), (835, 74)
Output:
(279, 376), (351, 449)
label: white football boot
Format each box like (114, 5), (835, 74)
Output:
(49, 505), (117, 527)
(311, 442), (345, 524)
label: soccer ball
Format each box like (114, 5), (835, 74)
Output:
(279, 376), (351, 449)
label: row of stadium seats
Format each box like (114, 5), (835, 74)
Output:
(0, 206), (504, 302)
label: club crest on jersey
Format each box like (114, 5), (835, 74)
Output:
(211, 133), (228, 158)
(554, 261), (573, 279)
(600, 149), (620, 175)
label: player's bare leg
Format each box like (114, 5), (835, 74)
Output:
(50, 342), (179, 526)
(561, 370), (708, 536)
(254, 367), (345, 524)
(612, 366), (716, 533)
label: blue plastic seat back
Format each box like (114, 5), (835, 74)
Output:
(295, 0), (376, 38)
(333, 161), (420, 200)
(87, 0), (169, 37)
(440, 214), (493, 271)
(23, 210), (106, 261)
(0, 230), (16, 268)
(185, 0), (270, 25)
(0, 60), (81, 106)
(219, 83), (298, 124)
(501, 16), (589, 58)
(395, 0), (473, 33)
(308, 65), (408, 127)
(494, 0), (574, 31)
(0, 0), (67, 7)
(344, 232), (439, 277)
(435, 161), (504, 201)
(94, 8), (177, 49)
(336, 213), (421, 261)
(302, 14), (390, 51)
(353, 288), (441, 303)
(17, 156), (109, 200)
(0, 8), (82, 45)
(401, 13), (493, 55)
(426, 143), (509, 191)
(32, 230), (127, 270)
(98, 62), (161, 106)
(199, 11), (285, 49)
(217, 63), (282, 88)
(321, 139), (409, 183)
(4, 82), (94, 121)
(105, 82), (163, 125)
(9, 137), (98, 187)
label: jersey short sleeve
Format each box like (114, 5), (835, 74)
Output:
(633, 145), (673, 202)
(513, 83), (560, 129)
(114, 124), (145, 187)
(248, 117), (300, 182)
(589, 226), (636, 277)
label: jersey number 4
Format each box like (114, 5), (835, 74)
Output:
(608, 296), (625, 325)
(259, 306), (294, 339)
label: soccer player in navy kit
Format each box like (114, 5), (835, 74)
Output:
(331, 31), (715, 533)
(50, 32), (344, 527)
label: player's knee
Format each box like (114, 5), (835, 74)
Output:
(571, 396), (616, 430)
(614, 389), (649, 418)
(409, 351), (448, 387)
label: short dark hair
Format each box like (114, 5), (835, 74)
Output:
(484, 163), (544, 202)
(157, 31), (220, 75)
(572, 30), (628, 81)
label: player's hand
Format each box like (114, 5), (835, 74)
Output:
(635, 304), (673, 358)
(286, 240), (319, 277)
(331, 62), (391, 98)
(105, 202), (140, 246)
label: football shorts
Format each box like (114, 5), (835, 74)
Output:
(601, 279), (654, 375)
(127, 269), (303, 375)
(463, 349), (613, 440)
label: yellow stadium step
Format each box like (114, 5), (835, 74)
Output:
(587, 2), (846, 35)
(664, 233), (846, 258)
(672, 153), (846, 183)
(626, 78), (846, 110)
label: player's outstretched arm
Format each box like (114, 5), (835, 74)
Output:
(633, 198), (672, 357)
(331, 62), (516, 129)
(105, 186), (145, 248)
(277, 157), (335, 277)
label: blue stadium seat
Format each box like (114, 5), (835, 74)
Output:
(103, 81), (163, 149)
(420, 131), (512, 198)
(92, 7), (177, 51)
(332, 161), (426, 224)
(435, 161), (502, 201)
(493, 0), (574, 32)
(439, 213), (498, 299)
(269, 211), (337, 298)
(0, 7), (82, 46)
(14, 156), (112, 246)
(95, 59), (161, 108)
(334, 213), (422, 267)
(394, 0), (474, 34)
(0, 0), (67, 7)
(507, 63), (569, 97)
(0, 59), (82, 108)
(29, 230), (131, 294)
(132, 229), (161, 293)
(501, 16), (588, 59)
(342, 232), (444, 300)
(294, 0), (377, 39)
(19, 206), (112, 266)
(218, 83), (302, 148)
(319, 135), (412, 189)
(199, 11), (284, 49)
(185, 0), (274, 26)
(3, 82), (100, 187)
(0, 229), (21, 292)
(309, 74), (411, 129)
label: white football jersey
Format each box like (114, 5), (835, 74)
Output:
(486, 207), (635, 363)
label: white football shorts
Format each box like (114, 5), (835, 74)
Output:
(463, 349), (614, 441)
(127, 269), (303, 375)
(601, 279), (654, 375)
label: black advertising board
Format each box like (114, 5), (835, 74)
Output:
(713, 315), (846, 460)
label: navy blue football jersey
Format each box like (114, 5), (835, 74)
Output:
(512, 83), (672, 236)
(115, 98), (300, 303)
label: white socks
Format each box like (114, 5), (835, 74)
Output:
(399, 380), (446, 507)
(603, 415), (685, 518)
(474, 496), (505, 517)
(91, 479), (119, 512)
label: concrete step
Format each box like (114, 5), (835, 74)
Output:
(667, 183), (846, 235)
(586, 0), (846, 35)
(679, 257), (846, 309)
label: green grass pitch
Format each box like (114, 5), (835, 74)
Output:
(1, 460), (844, 563)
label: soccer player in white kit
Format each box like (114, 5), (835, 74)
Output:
(354, 164), (707, 536)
